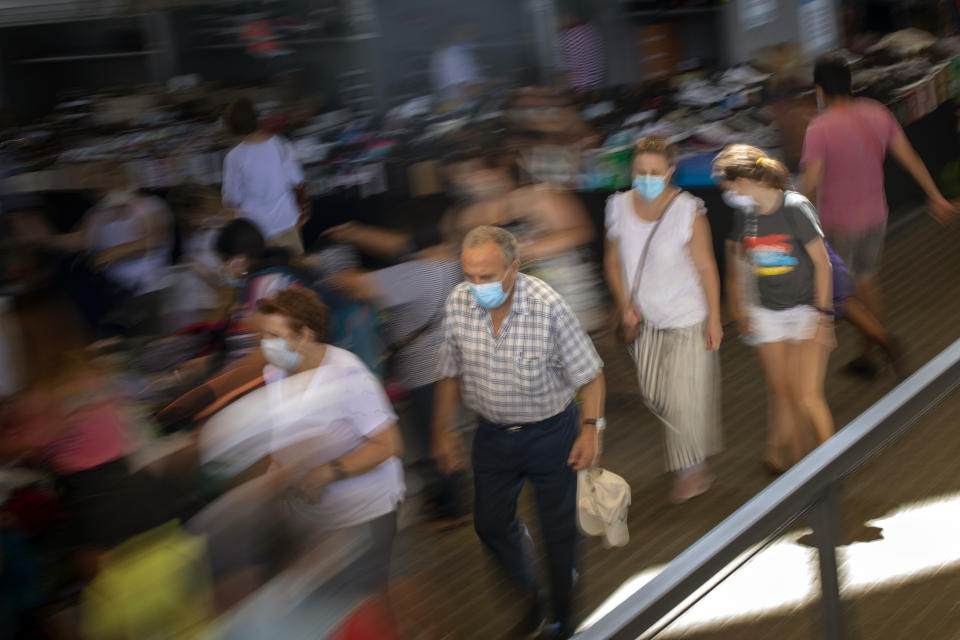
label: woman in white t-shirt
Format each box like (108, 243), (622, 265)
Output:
(221, 98), (309, 256)
(604, 137), (723, 504)
(27, 164), (174, 336)
(193, 287), (404, 604)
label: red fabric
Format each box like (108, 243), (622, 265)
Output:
(2, 401), (132, 475)
(801, 99), (903, 233)
(173, 321), (227, 337)
(2, 487), (64, 536)
(241, 20), (285, 56)
(326, 597), (402, 640)
(384, 379), (410, 405)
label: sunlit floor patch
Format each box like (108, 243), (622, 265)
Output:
(578, 490), (960, 637)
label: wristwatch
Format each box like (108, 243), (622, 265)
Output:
(584, 418), (607, 431)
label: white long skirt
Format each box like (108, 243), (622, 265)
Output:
(630, 321), (722, 472)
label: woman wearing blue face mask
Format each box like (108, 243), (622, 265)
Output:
(603, 137), (724, 504)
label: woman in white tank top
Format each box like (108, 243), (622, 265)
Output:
(604, 137), (724, 504)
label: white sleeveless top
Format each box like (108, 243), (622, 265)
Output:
(86, 195), (173, 295)
(605, 190), (708, 329)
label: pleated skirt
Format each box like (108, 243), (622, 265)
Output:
(629, 321), (722, 472)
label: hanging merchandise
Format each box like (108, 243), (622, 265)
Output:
(740, 0), (778, 30)
(240, 18), (292, 58)
(797, 0), (840, 54)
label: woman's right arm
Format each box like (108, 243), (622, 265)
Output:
(603, 237), (630, 313)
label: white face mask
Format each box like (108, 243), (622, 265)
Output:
(722, 190), (759, 211)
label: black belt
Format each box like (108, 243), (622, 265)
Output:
(479, 404), (574, 433)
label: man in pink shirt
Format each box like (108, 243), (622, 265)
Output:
(800, 54), (957, 376)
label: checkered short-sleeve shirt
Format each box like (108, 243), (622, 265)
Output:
(437, 274), (603, 424)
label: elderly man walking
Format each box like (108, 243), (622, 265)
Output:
(431, 226), (606, 639)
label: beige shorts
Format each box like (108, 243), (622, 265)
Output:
(267, 226), (305, 256)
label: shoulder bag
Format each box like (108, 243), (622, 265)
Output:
(616, 191), (682, 344)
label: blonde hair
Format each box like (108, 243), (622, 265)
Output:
(634, 136), (679, 166)
(712, 144), (790, 190)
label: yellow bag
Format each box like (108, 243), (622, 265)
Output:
(80, 520), (212, 640)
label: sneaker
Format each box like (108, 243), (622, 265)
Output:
(542, 622), (574, 640)
(507, 614), (545, 640)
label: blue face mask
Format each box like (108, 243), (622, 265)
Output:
(261, 337), (303, 371)
(469, 280), (511, 309)
(632, 175), (666, 201)
(220, 272), (245, 289)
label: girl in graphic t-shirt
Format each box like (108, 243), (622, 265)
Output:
(714, 144), (835, 473)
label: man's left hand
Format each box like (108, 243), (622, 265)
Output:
(568, 426), (599, 471)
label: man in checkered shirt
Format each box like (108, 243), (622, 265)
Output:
(432, 226), (606, 639)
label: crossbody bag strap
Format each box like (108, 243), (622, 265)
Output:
(627, 190), (683, 304)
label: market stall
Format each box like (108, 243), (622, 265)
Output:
(2, 29), (958, 266)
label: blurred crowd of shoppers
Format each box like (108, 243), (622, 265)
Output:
(0, 53), (956, 640)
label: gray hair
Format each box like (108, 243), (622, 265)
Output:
(462, 225), (519, 264)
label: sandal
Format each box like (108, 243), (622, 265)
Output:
(669, 468), (714, 504)
(761, 443), (792, 475)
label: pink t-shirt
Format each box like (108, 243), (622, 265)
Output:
(801, 99), (903, 234)
(3, 401), (133, 475)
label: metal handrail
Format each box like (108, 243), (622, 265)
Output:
(575, 338), (960, 640)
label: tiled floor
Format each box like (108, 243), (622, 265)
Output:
(389, 213), (960, 640)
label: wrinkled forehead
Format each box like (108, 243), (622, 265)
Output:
(462, 241), (510, 271)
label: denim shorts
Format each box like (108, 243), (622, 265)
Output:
(749, 305), (819, 344)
